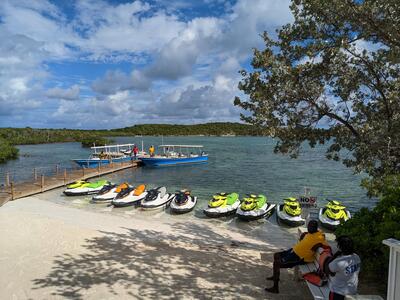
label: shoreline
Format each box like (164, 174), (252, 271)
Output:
(0, 195), (311, 299)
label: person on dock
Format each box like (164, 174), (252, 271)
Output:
(132, 145), (139, 160)
(265, 219), (328, 294)
(149, 145), (155, 157)
(327, 236), (361, 300)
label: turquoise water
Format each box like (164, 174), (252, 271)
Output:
(0, 136), (375, 215)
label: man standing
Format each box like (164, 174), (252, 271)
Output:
(265, 220), (327, 294)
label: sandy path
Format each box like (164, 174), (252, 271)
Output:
(0, 196), (311, 299)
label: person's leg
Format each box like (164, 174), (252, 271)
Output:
(329, 291), (345, 300)
(265, 249), (303, 294)
(265, 252), (283, 293)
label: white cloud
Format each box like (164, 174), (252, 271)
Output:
(45, 85), (80, 100)
(0, 0), (294, 128)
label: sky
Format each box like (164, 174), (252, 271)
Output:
(0, 0), (292, 129)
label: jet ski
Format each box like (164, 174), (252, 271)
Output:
(112, 184), (147, 207)
(92, 182), (131, 202)
(318, 200), (351, 231)
(141, 186), (174, 210)
(236, 194), (276, 221)
(203, 192), (240, 218)
(66, 180), (88, 189)
(276, 197), (305, 227)
(63, 180), (111, 196)
(170, 190), (197, 214)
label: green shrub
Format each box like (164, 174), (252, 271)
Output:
(80, 137), (113, 148)
(336, 176), (400, 279)
(0, 138), (19, 163)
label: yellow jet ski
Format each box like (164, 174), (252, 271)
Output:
(276, 197), (305, 227)
(203, 192), (240, 217)
(236, 194), (276, 221)
(318, 200), (351, 230)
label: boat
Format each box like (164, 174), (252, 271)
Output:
(92, 182), (131, 202)
(112, 184), (147, 207)
(203, 192), (240, 217)
(276, 197), (306, 227)
(236, 194), (276, 221)
(72, 143), (137, 168)
(170, 190), (197, 214)
(139, 145), (208, 167)
(63, 179), (111, 196)
(318, 200), (351, 230)
(141, 186), (174, 210)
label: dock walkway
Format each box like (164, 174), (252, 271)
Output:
(0, 160), (140, 206)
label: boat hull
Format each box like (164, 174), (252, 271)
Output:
(72, 156), (133, 168)
(236, 204), (276, 221)
(140, 155), (208, 167)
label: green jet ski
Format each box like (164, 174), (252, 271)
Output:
(203, 192), (240, 217)
(236, 194), (276, 221)
(64, 179), (111, 196)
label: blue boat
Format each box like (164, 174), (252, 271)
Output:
(140, 145), (208, 167)
(72, 143), (137, 168)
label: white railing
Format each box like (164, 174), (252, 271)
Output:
(383, 238), (400, 300)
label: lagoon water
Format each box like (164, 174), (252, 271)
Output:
(1, 136), (376, 217)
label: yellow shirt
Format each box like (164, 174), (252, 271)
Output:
(293, 231), (327, 262)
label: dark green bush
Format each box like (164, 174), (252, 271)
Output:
(336, 176), (400, 279)
(80, 137), (113, 148)
(0, 138), (19, 163)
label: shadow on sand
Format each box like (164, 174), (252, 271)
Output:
(32, 221), (308, 299)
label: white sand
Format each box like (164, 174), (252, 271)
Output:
(0, 195), (311, 299)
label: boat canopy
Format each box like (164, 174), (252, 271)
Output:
(91, 143), (136, 153)
(158, 145), (204, 148)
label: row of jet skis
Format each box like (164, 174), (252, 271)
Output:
(63, 180), (351, 230)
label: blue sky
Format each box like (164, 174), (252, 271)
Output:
(0, 0), (292, 129)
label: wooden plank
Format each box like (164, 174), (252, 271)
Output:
(0, 160), (141, 206)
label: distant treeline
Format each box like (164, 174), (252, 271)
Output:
(0, 122), (260, 145)
(0, 123), (261, 163)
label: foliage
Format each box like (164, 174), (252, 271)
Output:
(0, 138), (19, 163)
(335, 175), (400, 280)
(80, 137), (113, 148)
(234, 0), (400, 193)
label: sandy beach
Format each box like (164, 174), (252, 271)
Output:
(0, 194), (312, 300)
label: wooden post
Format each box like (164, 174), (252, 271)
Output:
(82, 168), (85, 177)
(10, 182), (14, 200)
(5, 172), (10, 187)
(55, 164), (59, 174)
(33, 168), (37, 180)
(63, 169), (67, 185)
(97, 164), (100, 173)
(41, 174), (44, 192)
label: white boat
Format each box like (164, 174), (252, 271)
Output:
(72, 143), (137, 168)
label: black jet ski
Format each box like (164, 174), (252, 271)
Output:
(141, 186), (174, 210)
(170, 190), (197, 214)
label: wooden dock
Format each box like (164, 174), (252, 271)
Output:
(0, 160), (141, 207)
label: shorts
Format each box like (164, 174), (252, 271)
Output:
(329, 291), (345, 300)
(278, 248), (305, 268)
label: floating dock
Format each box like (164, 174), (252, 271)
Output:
(0, 160), (141, 206)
